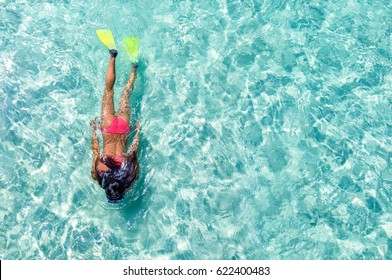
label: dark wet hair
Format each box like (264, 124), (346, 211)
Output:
(96, 152), (139, 201)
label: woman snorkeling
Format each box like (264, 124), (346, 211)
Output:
(90, 30), (140, 203)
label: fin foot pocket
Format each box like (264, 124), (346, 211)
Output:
(109, 49), (118, 57)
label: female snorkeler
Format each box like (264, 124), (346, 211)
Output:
(90, 30), (140, 203)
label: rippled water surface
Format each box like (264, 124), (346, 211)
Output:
(1, 0), (391, 259)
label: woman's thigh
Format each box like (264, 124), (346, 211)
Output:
(101, 87), (116, 127)
(117, 91), (130, 124)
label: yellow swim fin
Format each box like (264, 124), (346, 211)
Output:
(96, 29), (116, 50)
(122, 36), (139, 62)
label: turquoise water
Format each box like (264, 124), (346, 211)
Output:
(1, 0), (391, 260)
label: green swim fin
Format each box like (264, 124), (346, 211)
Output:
(122, 36), (139, 62)
(96, 29), (116, 50)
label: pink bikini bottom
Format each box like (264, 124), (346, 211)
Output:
(100, 117), (131, 134)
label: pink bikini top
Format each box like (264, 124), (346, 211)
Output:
(113, 155), (123, 166)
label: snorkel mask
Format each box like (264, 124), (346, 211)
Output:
(107, 195), (125, 203)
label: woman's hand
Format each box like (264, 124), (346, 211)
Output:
(90, 117), (98, 130)
(129, 120), (141, 154)
(135, 120), (141, 132)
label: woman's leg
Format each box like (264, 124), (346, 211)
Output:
(117, 65), (137, 124)
(101, 55), (116, 127)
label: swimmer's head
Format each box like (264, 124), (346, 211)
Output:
(96, 153), (139, 202)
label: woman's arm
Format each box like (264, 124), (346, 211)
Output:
(90, 118), (100, 180)
(128, 120), (140, 155)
